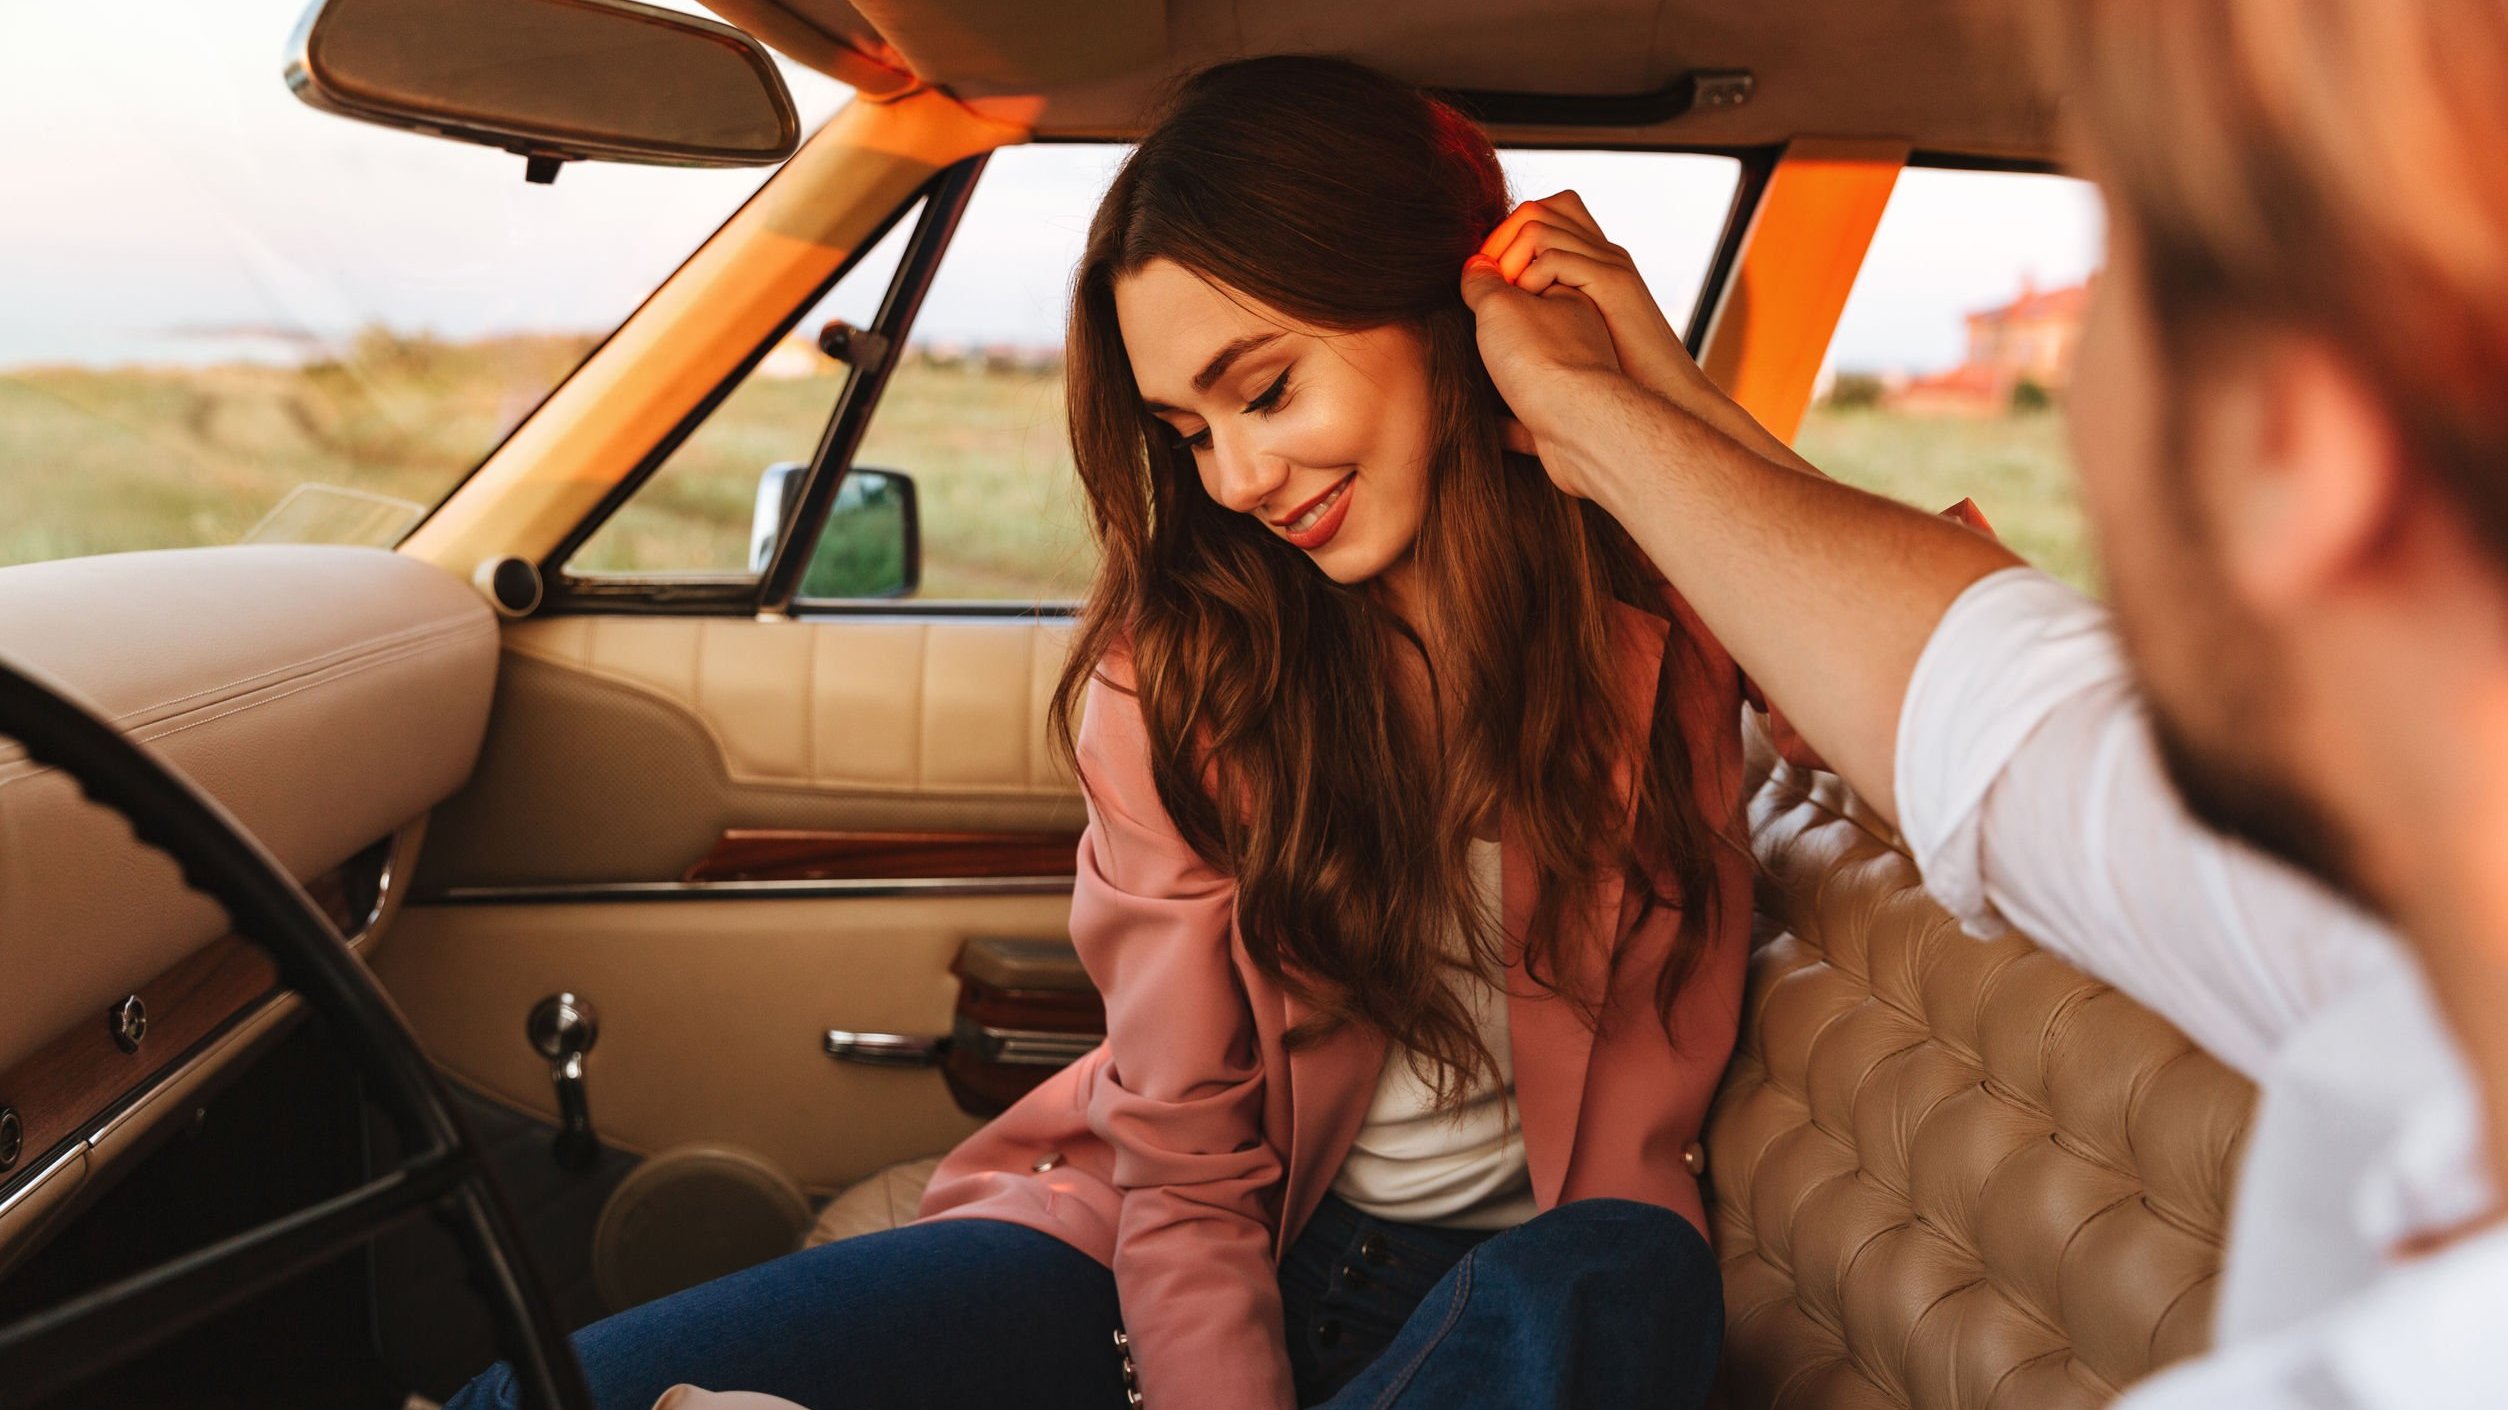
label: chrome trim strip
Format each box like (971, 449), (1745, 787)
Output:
(0, 1142), (83, 1223)
(87, 993), (297, 1153)
(963, 1023), (1101, 1068)
(427, 875), (1076, 905)
(346, 836), (397, 944)
(824, 1030), (947, 1068)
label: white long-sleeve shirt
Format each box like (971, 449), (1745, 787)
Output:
(1894, 567), (2498, 1407)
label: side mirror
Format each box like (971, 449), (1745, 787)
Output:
(284, 0), (800, 183)
(750, 463), (921, 600)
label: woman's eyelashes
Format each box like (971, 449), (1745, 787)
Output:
(1244, 367), (1293, 415)
(1168, 368), (1295, 453)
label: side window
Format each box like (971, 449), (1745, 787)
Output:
(568, 144), (1743, 606)
(566, 206), (920, 577)
(832, 145), (1740, 606)
(1496, 149), (1742, 341)
(1805, 166), (2106, 589)
(839, 144), (1128, 603)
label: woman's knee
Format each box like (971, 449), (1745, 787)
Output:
(1490, 1199), (1713, 1268)
(1473, 1199), (1722, 1327)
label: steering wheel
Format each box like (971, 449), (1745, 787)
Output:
(0, 658), (592, 1410)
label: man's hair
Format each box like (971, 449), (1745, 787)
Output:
(2044, 0), (2508, 559)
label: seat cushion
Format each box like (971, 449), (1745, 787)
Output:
(1710, 761), (2256, 1409)
(810, 759), (2258, 1410)
(805, 1154), (944, 1247)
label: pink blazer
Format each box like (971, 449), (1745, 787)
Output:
(917, 587), (1752, 1410)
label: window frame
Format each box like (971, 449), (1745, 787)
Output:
(547, 138), (1778, 619)
(538, 156), (987, 615)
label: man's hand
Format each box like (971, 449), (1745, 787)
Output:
(1467, 191), (1824, 479)
(1457, 252), (1627, 496)
(1476, 190), (1709, 407)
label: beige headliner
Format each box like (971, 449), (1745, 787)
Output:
(707, 0), (2059, 159)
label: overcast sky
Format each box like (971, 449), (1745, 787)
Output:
(0, 0), (2102, 375)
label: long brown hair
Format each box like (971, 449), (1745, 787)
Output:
(1052, 55), (1727, 1102)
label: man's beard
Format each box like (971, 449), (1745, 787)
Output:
(2147, 678), (2376, 914)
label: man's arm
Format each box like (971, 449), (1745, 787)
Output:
(1492, 352), (2015, 821)
(1460, 213), (2395, 1074)
(1460, 216), (2017, 822)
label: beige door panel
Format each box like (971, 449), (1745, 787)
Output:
(376, 892), (1075, 1193)
(416, 615), (1083, 890)
(389, 613), (1087, 1192)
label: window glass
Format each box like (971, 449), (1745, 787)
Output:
(567, 210), (919, 575)
(778, 146), (1739, 603)
(841, 144), (1129, 602)
(1497, 149), (1741, 341)
(567, 145), (1742, 602)
(1801, 167), (2107, 589)
(858, 146), (1742, 602)
(0, 0), (848, 568)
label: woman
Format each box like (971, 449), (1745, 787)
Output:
(452, 55), (1748, 1410)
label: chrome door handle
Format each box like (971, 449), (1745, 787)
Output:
(823, 1030), (948, 1068)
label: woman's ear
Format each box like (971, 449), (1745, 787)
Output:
(1500, 416), (1541, 456)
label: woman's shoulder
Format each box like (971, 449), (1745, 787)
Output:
(1071, 643), (1200, 833)
(1073, 643), (1146, 751)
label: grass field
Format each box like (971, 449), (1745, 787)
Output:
(1797, 404), (2094, 590)
(2, 334), (2093, 596)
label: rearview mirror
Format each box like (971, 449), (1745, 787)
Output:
(284, 0), (800, 182)
(751, 463), (921, 600)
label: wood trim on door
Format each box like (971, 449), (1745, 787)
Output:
(679, 829), (1081, 883)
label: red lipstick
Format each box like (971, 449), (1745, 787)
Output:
(1275, 473), (1356, 551)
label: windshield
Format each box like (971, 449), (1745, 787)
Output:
(0, 0), (849, 568)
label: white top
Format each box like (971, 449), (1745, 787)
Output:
(1896, 567), (2497, 1407)
(1329, 838), (1539, 1230)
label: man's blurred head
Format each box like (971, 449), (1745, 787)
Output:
(2050, 0), (2508, 918)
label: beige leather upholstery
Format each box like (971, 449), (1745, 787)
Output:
(806, 1154), (943, 1247)
(800, 758), (2256, 1407)
(1709, 762), (2255, 1408)
(503, 615), (1076, 797)
(420, 617), (1082, 887)
(0, 546), (498, 1073)
(376, 894), (1051, 1191)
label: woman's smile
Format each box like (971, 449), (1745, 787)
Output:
(1276, 472), (1357, 550)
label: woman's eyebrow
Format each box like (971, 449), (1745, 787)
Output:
(1191, 332), (1283, 393)
(1139, 331), (1285, 413)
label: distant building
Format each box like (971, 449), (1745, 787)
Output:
(1885, 276), (2091, 416)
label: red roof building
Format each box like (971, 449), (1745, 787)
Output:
(1885, 275), (2092, 416)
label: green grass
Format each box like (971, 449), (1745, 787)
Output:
(0, 331), (594, 564)
(1796, 404), (2094, 591)
(574, 359), (1100, 600)
(1, 334), (2093, 598)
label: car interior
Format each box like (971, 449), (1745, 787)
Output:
(0, 2), (2247, 1408)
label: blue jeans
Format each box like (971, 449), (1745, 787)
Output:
(445, 1196), (1720, 1410)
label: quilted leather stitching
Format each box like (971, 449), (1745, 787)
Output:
(1706, 762), (2255, 1410)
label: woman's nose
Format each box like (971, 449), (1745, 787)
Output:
(1206, 431), (1288, 516)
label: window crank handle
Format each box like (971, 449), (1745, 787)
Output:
(527, 993), (601, 1171)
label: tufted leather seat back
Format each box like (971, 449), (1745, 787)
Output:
(1705, 762), (2257, 1409)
